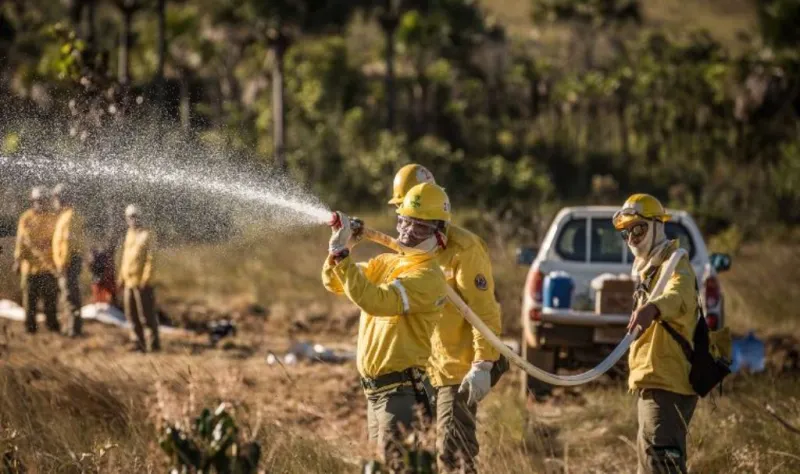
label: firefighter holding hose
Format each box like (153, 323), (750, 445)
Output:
(321, 183), (450, 472)
(118, 204), (160, 353)
(389, 164), (503, 474)
(614, 194), (699, 474)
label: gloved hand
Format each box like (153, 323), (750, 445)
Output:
(349, 217), (365, 248)
(458, 360), (493, 406)
(329, 211), (353, 256)
(12, 260), (20, 275)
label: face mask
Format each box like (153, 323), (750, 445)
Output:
(396, 216), (436, 247)
(628, 221), (666, 261)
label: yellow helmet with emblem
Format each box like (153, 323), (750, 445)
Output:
(613, 193), (671, 230)
(396, 182), (451, 222)
(388, 164), (436, 205)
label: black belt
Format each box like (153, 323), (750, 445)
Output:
(361, 368), (434, 419)
(360, 368), (419, 393)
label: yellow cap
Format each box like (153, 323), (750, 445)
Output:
(388, 164), (435, 205)
(613, 193), (671, 230)
(396, 182), (451, 222)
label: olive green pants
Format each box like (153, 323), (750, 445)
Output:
(436, 385), (479, 474)
(22, 273), (59, 333)
(58, 255), (83, 336)
(123, 286), (160, 352)
(366, 384), (423, 471)
(637, 389), (698, 474)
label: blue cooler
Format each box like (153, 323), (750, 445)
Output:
(543, 271), (574, 309)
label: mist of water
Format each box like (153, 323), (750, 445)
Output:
(0, 153), (333, 228)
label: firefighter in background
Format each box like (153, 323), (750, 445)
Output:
(52, 183), (86, 337)
(14, 186), (60, 334)
(118, 204), (160, 352)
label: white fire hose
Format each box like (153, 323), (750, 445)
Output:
(356, 224), (687, 387)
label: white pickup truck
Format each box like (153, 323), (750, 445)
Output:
(516, 206), (732, 398)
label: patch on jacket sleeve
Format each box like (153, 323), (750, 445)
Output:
(474, 274), (488, 291)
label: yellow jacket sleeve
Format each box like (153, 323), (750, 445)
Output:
(322, 256), (371, 295)
(332, 255), (445, 317)
(332, 255), (405, 316)
(14, 215), (28, 262)
(455, 245), (502, 361)
(140, 232), (154, 286)
(321, 256), (345, 295)
(650, 257), (696, 328)
(53, 214), (69, 272)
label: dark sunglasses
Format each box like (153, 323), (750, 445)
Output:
(620, 222), (648, 241)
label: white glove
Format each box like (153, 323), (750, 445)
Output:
(329, 211), (353, 255)
(458, 361), (493, 406)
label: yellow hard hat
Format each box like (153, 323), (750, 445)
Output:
(396, 182), (451, 222)
(388, 164), (436, 205)
(613, 193), (671, 230)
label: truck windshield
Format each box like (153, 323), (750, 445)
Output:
(590, 218), (625, 262)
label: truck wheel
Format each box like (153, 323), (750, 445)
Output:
(520, 334), (557, 401)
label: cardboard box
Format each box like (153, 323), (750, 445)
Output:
(595, 279), (636, 314)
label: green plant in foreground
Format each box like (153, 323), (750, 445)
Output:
(159, 403), (260, 474)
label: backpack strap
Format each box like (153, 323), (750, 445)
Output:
(656, 259), (702, 362)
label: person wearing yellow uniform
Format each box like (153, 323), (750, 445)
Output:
(614, 194), (698, 474)
(118, 204), (159, 352)
(14, 186), (60, 334)
(389, 164), (502, 473)
(52, 183), (86, 337)
(322, 183), (449, 471)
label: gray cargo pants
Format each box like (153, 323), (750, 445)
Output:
(435, 385), (479, 474)
(59, 255), (83, 336)
(637, 389), (698, 474)
(123, 285), (160, 352)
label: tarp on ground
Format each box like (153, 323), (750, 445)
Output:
(0, 299), (185, 334)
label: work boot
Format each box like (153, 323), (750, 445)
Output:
(129, 342), (146, 353)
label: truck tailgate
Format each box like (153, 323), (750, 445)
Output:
(539, 307), (629, 326)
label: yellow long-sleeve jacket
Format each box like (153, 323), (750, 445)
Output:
(14, 209), (58, 278)
(629, 240), (698, 395)
(53, 207), (86, 273)
(322, 251), (447, 379)
(119, 227), (154, 288)
(428, 225), (502, 387)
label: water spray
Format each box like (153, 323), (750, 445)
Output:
(328, 212), (688, 387)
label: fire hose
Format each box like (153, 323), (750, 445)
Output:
(331, 213), (688, 387)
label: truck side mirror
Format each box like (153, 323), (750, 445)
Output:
(710, 253), (732, 273)
(516, 246), (537, 266)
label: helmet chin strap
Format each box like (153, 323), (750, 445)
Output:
(398, 235), (439, 255)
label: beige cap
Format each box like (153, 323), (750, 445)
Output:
(125, 204), (141, 217)
(30, 186), (47, 200)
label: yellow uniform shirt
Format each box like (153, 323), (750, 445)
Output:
(628, 241), (698, 395)
(14, 209), (58, 277)
(428, 225), (502, 387)
(322, 252), (447, 379)
(52, 207), (86, 272)
(119, 228), (154, 288)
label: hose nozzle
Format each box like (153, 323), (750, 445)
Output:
(328, 212), (363, 232)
